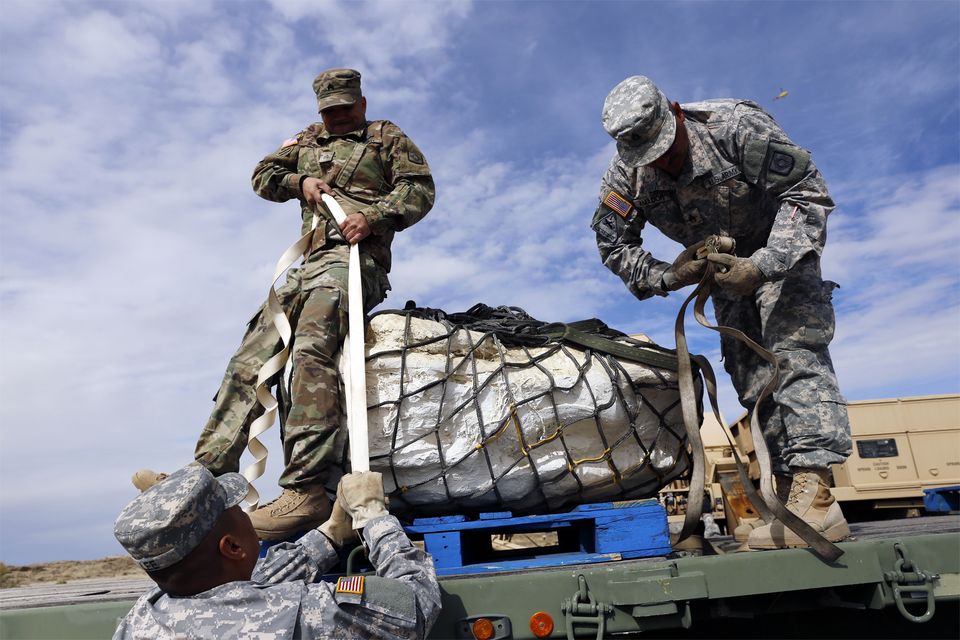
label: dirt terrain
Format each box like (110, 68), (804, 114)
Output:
(0, 557), (145, 589)
(0, 532), (554, 590)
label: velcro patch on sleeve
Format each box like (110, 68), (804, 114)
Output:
(603, 190), (633, 218)
(335, 575), (365, 595)
(281, 136), (299, 148)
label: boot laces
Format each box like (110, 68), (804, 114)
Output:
(785, 473), (815, 507)
(260, 488), (301, 510)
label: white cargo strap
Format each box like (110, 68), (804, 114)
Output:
(320, 193), (370, 473)
(240, 194), (371, 508)
(241, 211), (321, 510)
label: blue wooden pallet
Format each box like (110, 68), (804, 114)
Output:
(923, 485), (960, 513)
(404, 499), (670, 576)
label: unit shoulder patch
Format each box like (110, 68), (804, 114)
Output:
(769, 151), (795, 176)
(603, 190), (633, 218)
(407, 150), (424, 164)
(763, 140), (810, 195)
(335, 575), (365, 595)
(593, 211), (619, 243)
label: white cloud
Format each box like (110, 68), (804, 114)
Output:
(822, 165), (960, 397)
(60, 11), (165, 78)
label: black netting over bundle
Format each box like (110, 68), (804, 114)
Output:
(325, 303), (703, 517)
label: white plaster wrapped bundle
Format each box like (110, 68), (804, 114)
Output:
(330, 312), (693, 515)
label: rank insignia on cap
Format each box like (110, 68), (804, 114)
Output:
(281, 137), (299, 149)
(603, 190), (633, 218)
(336, 575), (365, 595)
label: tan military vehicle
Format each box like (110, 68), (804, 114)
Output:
(661, 393), (960, 532)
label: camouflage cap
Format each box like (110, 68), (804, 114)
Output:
(113, 463), (247, 571)
(602, 75), (677, 167)
(313, 68), (362, 112)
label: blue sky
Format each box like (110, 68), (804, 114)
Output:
(1, 0), (958, 565)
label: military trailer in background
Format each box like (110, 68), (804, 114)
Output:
(2, 395), (958, 639)
(715, 394), (960, 533)
(831, 394), (960, 516)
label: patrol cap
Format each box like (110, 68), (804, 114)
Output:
(113, 463), (248, 572)
(313, 68), (362, 112)
(602, 75), (677, 167)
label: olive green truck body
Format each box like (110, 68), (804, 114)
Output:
(3, 395), (958, 638)
(2, 516), (957, 639)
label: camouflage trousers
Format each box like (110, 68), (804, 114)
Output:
(194, 251), (386, 489)
(712, 253), (851, 475)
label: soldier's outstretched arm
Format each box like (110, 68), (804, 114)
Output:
(328, 472), (442, 638)
(251, 528), (341, 584)
(592, 156), (672, 300)
(363, 515), (443, 639)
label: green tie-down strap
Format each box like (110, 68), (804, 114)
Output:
(383, 303), (687, 372)
(542, 320), (686, 373)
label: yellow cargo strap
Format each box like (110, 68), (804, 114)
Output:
(672, 239), (843, 562)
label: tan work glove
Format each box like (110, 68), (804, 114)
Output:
(318, 500), (358, 548)
(662, 241), (707, 291)
(337, 471), (390, 531)
(707, 253), (764, 296)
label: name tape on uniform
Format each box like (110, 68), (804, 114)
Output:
(706, 165), (742, 186)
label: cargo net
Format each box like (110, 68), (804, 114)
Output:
(326, 303), (701, 517)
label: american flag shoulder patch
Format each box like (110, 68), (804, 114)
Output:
(281, 136), (299, 148)
(336, 575), (365, 595)
(603, 190), (633, 218)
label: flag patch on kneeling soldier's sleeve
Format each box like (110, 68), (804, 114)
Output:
(336, 575), (365, 595)
(603, 190), (633, 218)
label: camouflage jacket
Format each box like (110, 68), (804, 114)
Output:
(252, 120), (435, 281)
(592, 99), (835, 300)
(113, 516), (442, 640)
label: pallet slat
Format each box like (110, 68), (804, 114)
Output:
(405, 499), (670, 575)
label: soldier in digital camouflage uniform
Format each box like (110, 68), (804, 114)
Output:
(592, 76), (851, 550)
(114, 464), (441, 640)
(134, 68), (434, 541)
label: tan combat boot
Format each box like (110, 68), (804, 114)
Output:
(747, 468), (850, 550)
(131, 469), (169, 492)
(249, 486), (332, 541)
(732, 474), (792, 543)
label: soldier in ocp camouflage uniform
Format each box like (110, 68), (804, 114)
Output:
(592, 76), (852, 550)
(114, 464), (441, 640)
(134, 68), (434, 541)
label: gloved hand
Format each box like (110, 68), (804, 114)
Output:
(318, 500), (358, 548)
(662, 241), (707, 291)
(337, 472), (390, 531)
(707, 253), (764, 295)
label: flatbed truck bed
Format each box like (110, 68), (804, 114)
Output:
(2, 517), (958, 639)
